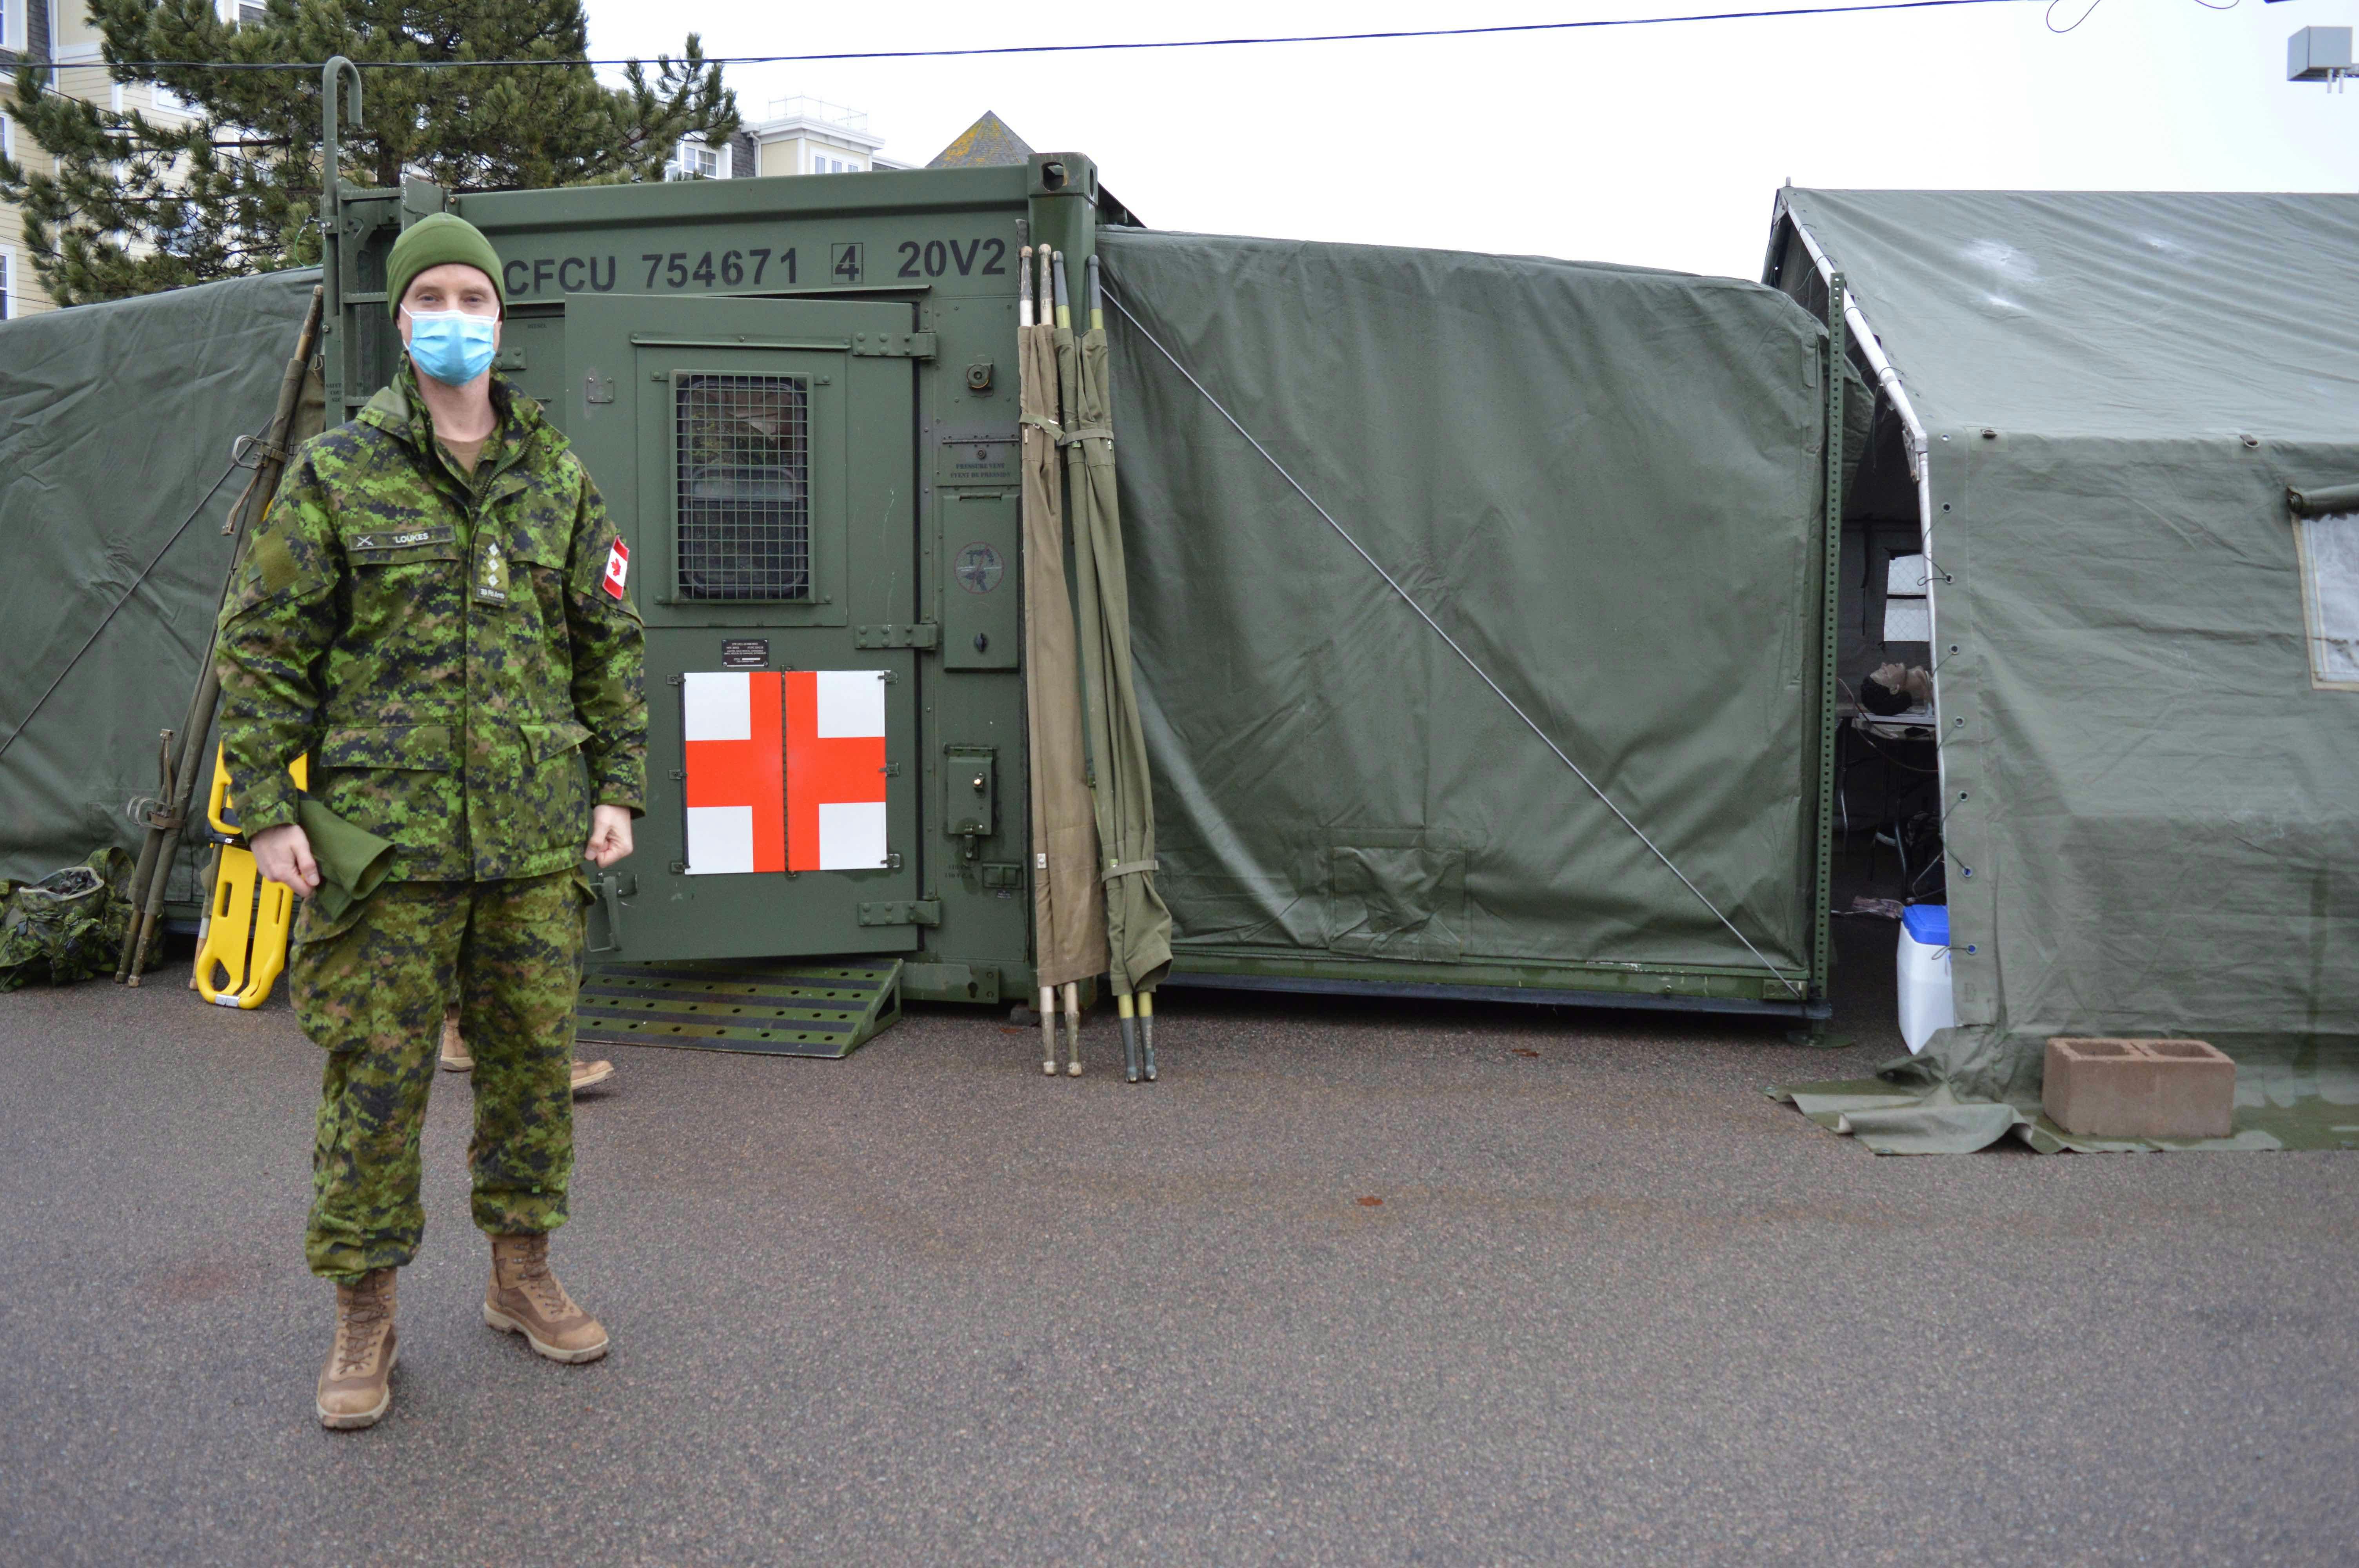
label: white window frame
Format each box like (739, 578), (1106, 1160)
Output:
(2296, 510), (2359, 691)
(2, 0), (25, 55)
(2, 113), (13, 162)
(1, 245), (15, 322)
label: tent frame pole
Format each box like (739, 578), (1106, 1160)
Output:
(1813, 276), (1847, 1013)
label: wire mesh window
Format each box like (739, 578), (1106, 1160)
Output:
(674, 373), (810, 601)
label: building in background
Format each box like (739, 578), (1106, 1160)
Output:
(0, 0), (211, 316)
(666, 96), (907, 184)
(925, 111), (1034, 169)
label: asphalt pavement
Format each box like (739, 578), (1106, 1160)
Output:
(3, 914), (2354, 1566)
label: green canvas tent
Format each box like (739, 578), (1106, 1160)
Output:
(1102, 230), (1844, 1011)
(0, 269), (321, 893)
(1763, 191), (2359, 1150)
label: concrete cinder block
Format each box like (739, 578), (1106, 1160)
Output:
(2043, 1037), (2235, 1139)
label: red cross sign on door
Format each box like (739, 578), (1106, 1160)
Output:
(680, 670), (888, 874)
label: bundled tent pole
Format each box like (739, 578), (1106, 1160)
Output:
(1057, 245), (1086, 1077)
(1020, 241), (1049, 1072)
(1054, 249), (1136, 1083)
(1021, 243), (1060, 1077)
(1086, 254), (1139, 1085)
(120, 285), (324, 983)
(1065, 250), (1175, 1082)
(1049, 248), (1089, 1078)
(1053, 249), (1135, 1081)
(1020, 240), (1107, 1076)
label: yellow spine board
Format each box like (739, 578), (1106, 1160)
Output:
(193, 744), (302, 1009)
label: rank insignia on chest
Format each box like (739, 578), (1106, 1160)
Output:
(603, 537), (630, 601)
(476, 539), (509, 604)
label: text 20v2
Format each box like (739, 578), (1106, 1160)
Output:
(894, 238), (1008, 279)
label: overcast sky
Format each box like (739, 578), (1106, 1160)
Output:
(585, 0), (2358, 279)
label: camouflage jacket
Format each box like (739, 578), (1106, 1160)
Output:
(215, 366), (645, 882)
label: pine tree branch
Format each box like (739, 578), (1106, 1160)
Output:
(14, 4), (743, 303)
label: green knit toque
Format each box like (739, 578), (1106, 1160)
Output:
(384, 213), (507, 318)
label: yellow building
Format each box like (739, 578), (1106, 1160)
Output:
(1, 0), (209, 316)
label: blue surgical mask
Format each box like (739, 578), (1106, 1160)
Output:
(402, 307), (498, 387)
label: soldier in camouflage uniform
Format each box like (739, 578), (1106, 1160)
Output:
(214, 214), (645, 1430)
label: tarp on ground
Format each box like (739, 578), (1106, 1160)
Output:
(1100, 230), (1839, 994)
(0, 268), (320, 891)
(1764, 191), (2359, 1149)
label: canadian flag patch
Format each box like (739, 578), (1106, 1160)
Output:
(602, 537), (629, 600)
(680, 670), (889, 875)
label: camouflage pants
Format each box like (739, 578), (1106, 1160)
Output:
(291, 871), (587, 1284)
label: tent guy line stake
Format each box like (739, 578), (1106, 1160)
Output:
(1102, 285), (1807, 1000)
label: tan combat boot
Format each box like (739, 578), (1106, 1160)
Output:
(316, 1267), (398, 1430)
(483, 1233), (609, 1363)
(438, 1006), (472, 1072)
(443, 1007), (613, 1094)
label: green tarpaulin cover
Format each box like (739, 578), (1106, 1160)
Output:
(0, 269), (321, 892)
(1766, 191), (2359, 1150)
(1102, 231), (1838, 995)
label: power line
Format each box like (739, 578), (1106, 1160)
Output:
(2047, 0), (2236, 33)
(22, 0), (2033, 74)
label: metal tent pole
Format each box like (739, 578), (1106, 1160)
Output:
(1813, 274), (1847, 1011)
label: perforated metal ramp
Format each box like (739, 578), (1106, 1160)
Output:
(574, 959), (903, 1059)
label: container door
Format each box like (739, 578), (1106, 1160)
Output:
(565, 294), (924, 962)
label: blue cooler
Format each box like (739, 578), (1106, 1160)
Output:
(1896, 904), (1956, 1053)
